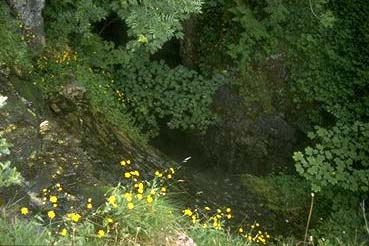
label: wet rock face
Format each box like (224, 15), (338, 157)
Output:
(203, 86), (296, 174)
(180, 15), (199, 69)
(7, 0), (45, 49)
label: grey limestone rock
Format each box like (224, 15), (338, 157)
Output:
(7, 0), (45, 50)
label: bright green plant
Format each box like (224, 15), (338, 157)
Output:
(44, 0), (203, 53)
(0, 95), (22, 188)
(115, 57), (220, 137)
(294, 122), (369, 193)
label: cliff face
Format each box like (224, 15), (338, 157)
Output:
(7, 0), (45, 50)
(0, 74), (171, 205)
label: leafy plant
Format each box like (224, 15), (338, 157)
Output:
(294, 122), (369, 193)
(0, 95), (22, 188)
(115, 57), (220, 137)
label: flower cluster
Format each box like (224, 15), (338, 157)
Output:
(238, 223), (270, 245)
(18, 158), (269, 244)
(54, 48), (77, 65)
(183, 206), (233, 230)
(20, 182), (89, 238)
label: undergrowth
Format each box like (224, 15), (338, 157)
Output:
(1, 160), (272, 246)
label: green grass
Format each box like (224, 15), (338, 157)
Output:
(0, 214), (51, 245)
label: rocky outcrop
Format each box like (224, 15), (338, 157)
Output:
(7, 0), (45, 50)
(203, 85), (296, 174)
(0, 75), (171, 205)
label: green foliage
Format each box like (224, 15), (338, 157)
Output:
(289, 1), (369, 124)
(44, 0), (202, 53)
(39, 0), (217, 138)
(0, 2), (32, 70)
(241, 174), (311, 233)
(111, 0), (203, 53)
(311, 207), (368, 246)
(0, 96), (22, 188)
(0, 216), (52, 245)
(294, 122), (369, 193)
(226, 0), (289, 113)
(116, 57), (220, 137)
(0, 161), (22, 188)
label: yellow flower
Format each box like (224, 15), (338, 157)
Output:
(108, 195), (118, 208)
(130, 170), (140, 176)
(60, 228), (67, 237)
(53, 203), (58, 208)
(183, 209), (192, 216)
(87, 203), (93, 209)
(127, 202), (134, 209)
(67, 212), (81, 222)
(238, 227), (243, 233)
(48, 210), (56, 219)
(123, 192), (133, 202)
(226, 207), (231, 213)
(255, 223), (260, 227)
(127, 160), (131, 165)
(107, 218), (113, 223)
(170, 167), (175, 174)
(146, 195), (153, 203)
(137, 183), (144, 190)
(160, 187), (167, 193)
(204, 206), (211, 211)
(49, 195), (58, 203)
(138, 188), (144, 194)
(124, 172), (131, 178)
(42, 188), (48, 193)
(88, 198), (92, 203)
(191, 215), (197, 224)
(120, 160), (126, 166)
(212, 221), (218, 228)
(97, 229), (105, 238)
(138, 34), (148, 44)
(226, 214), (232, 219)
(155, 170), (163, 178)
(167, 174), (172, 179)
(20, 207), (29, 215)
(108, 195), (116, 205)
(136, 194), (143, 200)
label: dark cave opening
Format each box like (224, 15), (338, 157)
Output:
(93, 13), (129, 47)
(151, 38), (182, 68)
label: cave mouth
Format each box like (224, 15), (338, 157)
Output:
(93, 12), (129, 48)
(93, 13), (183, 68)
(150, 38), (182, 68)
